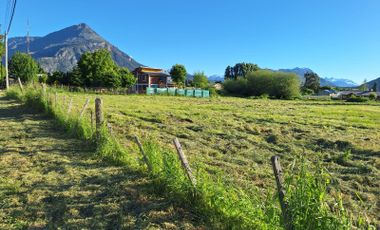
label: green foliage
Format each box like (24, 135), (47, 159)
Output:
(224, 63), (260, 80)
(222, 78), (248, 95)
(0, 41), (4, 57)
(346, 95), (369, 102)
(284, 158), (352, 230)
(303, 72), (320, 93)
(170, 64), (187, 85)
(192, 71), (209, 88)
(8, 52), (38, 83)
(0, 65), (5, 87)
(224, 70), (300, 99)
(38, 74), (48, 83)
(368, 93), (377, 100)
(77, 49), (121, 87)
(119, 67), (137, 88)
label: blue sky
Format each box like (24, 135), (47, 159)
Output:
(2, 0), (380, 82)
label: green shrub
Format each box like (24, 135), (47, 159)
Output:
(284, 158), (353, 230)
(368, 93), (377, 101)
(223, 70), (300, 99)
(346, 95), (369, 102)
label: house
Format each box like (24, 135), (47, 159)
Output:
(317, 89), (336, 96)
(132, 67), (171, 93)
(334, 91), (360, 99)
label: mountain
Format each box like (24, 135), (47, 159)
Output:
(366, 77), (380, 92)
(278, 67), (333, 86)
(324, 78), (358, 88)
(208, 75), (224, 82)
(8, 23), (142, 73)
(278, 67), (360, 87)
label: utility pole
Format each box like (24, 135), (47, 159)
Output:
(26, 19), (30, 54)
(5, 33), (8, 89)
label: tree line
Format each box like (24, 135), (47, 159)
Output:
(2, 49), (210, 89)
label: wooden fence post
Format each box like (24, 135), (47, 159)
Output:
(271, 156), (293, 230)
(133, 135), (152, 172)
(90, 109), (94, 131)
(173, 138), (197, 187)
(79, 98), (90, 119)
(42, 83), (47, 97)
(95, 98), (103, 137)
(54, 92), (58, 107)
(17, 78), (24, 93)
(67, 98), (73, 114)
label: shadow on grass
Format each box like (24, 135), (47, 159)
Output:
(0, 96), (203, 229)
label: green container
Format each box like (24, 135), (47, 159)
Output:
(202, 90), (210, 98)
(177, 89), (185, 96)
(146, 87), (156, 95)
(157, 88), (168, 95)
(168, 88), (176, 96)
(194, 89), (202, 97)
(185, 89), (194, 97)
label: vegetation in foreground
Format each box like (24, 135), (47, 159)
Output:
(5, 85), (378, 229)
(0, 93), (202, 229)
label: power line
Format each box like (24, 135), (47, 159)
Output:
(6, 0), (17, 34)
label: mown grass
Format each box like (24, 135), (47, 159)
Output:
(6, 85), (379, 229)
(0, 93), (203, 229)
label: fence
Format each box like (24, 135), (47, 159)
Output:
(146, 87), (210, 98)
(17, 83), (336, 229)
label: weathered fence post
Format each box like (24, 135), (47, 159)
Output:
(134, 135), (152, 172)
(54, 92), (58, 107)
(90, 109), (94, 131)
(17, 78), (24, 93)
(95, 98), (103, 138)
(42, 83), (47, 97)
(271, 155), (293, 230)
(133, 135), (152, 172)
(173, 138), (197, 187)
(67, 98), (73, 114)
(107, 123), (114, 136)
(79, 98), (90, 119)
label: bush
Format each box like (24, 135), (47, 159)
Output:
(368, 93), (377, 101)
(222, 78), (248, 96)
(223, 70), (300, 99)
(346, 95), (369, 102)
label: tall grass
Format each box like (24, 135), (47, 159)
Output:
(5, 84), (367, 229)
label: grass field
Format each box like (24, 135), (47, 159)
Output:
(54, 91), (380, 227)
(0, 94), (204, 229)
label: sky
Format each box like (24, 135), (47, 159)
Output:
(2, 0), (380, 82)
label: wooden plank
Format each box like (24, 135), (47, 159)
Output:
(79, 98), (90, 119)
(173, 138), (197, 187)
(67, 98), (73, 114)
(271, 155), (293, 230)
(95, 98), (103, 133)
(133, 135), (152, 172)
(17, 78), (24, 93)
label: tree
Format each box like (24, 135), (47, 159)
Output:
(119, 67), (137, 88)
(192, 71), (209, 88)
(224, 70), (300, 99)
(170, 64), (187, 85)
(224, 63), (260, 80)
(9, 52), (38, 83)
(77, 49), (121, 87)
(303, 72), (320, 93)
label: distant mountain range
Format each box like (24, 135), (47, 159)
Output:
(366, 77), (380, 91)
(9, 23), (142, 73)
(278, 67), (359, 87)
